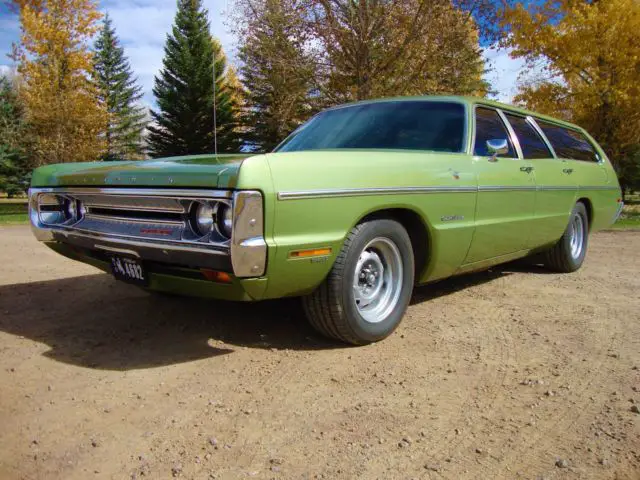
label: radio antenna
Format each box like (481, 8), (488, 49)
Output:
(213, 47), (218, 155)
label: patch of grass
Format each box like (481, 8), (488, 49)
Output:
(610, 216), (640, 229)
(609, 201), (640, 230)
(624, 193), (639, 205)
(0, 201), (28, 225)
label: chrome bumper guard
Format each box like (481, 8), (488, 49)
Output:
(613, 201), (624, 224)
(29, 187), (267, 278)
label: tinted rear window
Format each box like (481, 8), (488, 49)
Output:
(537, 121), (599, 162)
(275, 101), (465, 153)
(504, 113), (552, 159)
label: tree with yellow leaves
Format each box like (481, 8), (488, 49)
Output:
(310, 0), (489, 103)
(502, 0), (640, 190)
(12, 0), (106, 166)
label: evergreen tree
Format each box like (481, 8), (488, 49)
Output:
(0, 75), (30, 196)
(147, 0), (241, 157)
(93, 13), (147, 160)
(236, 0), (317, 152)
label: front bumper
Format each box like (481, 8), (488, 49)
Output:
(40, 227), (233, 271)
(29, 187), (268, 291)
(46, 241), (268, 300)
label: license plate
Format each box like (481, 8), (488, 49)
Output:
(110, 256), (148, 286)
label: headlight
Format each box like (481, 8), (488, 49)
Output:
(216, 203), (233, 239)
(38, 194), (79, 225)
(192, 202), (214, 236)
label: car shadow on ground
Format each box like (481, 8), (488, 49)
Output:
(0, 263), (538, 371)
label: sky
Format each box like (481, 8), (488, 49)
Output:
(0, 0), (524, 107)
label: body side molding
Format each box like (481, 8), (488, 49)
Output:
(277, 185), (617, 200)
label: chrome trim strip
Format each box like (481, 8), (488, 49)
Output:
(94, 244), (142, 258)
(277, 184), (617, 200)
(471, 104), (520, 160)
(231, 191), (267, 277)
(86, 204), (185, 213)
(84, 213), (184, 225)
(536, 185), (578, 191)
(49, 229), (229, 256)
(277, 186), (476, 200)
(527, 116), (557, 158)
(496, 108), (524, 160)
(477, 186), (588, 192)
(31, 187), (233, 199)
(613, 201), (624, 223)
(479, 185), (537, 192)
(53, 222), (228, 249)
(579, 185), (621, 191)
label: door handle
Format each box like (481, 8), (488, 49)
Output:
(520, 166), (534, 173)
(563, 168), (574, 174)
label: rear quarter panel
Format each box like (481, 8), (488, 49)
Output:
(574, 130), (621, 231)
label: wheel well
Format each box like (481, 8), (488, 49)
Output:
(576, 197), (593, 230)
(359, 208), (430, 281)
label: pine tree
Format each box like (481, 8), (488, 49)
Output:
(147, 0), (241, 157)
(235, 0), (317, 152)
(0, 75), (30, 196)
(93, 13), (147, 160)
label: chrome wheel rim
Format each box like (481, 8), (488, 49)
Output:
(569, 213), (584, 260)
(352, 237), (403, 324)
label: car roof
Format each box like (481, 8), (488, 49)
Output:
(328, 95), (584, 132)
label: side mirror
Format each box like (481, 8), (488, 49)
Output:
(486, 138), (509, 161)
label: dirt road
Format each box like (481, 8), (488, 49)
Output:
(0, 226), (638, 479)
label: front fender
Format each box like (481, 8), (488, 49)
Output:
(252, 150), (477, 299)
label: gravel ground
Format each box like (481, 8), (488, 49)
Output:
(0, 226), (638, 479)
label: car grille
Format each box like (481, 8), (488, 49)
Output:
(32, 188), (232, 249)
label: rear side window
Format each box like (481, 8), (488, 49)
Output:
(474, 107), (516, 157)
(537, 121), (599, 162)
(503, 113), (552, 159)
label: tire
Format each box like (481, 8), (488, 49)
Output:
(544, 202), (589, 273)
(302, 219), (415, 345)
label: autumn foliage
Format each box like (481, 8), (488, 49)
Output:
(232, 0), (489, 152)
(502, 0), (640, 186)
(1, 0), (639, 195)
(11, 0), (106, 166)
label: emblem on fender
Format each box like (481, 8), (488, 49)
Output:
(441, 215), (464, 222)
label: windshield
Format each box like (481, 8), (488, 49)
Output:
(275, 101), (465, 153)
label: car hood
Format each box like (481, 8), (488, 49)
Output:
(30, 154), (253, 189)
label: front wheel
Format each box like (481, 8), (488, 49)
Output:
(543, 202), (589, 272)
(302, 219), (415, 345)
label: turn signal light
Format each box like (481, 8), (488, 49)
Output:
(289, 247), (332, 258)
(200, 269), (232, 283)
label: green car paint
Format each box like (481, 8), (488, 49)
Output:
(31, 153), (252, 189)
(30, 96), (621, 302)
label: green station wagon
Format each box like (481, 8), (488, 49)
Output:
(29, 96), (623, 344)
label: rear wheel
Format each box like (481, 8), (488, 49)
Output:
(302, 219), (415, 345)
(544, 202), (589, 272)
